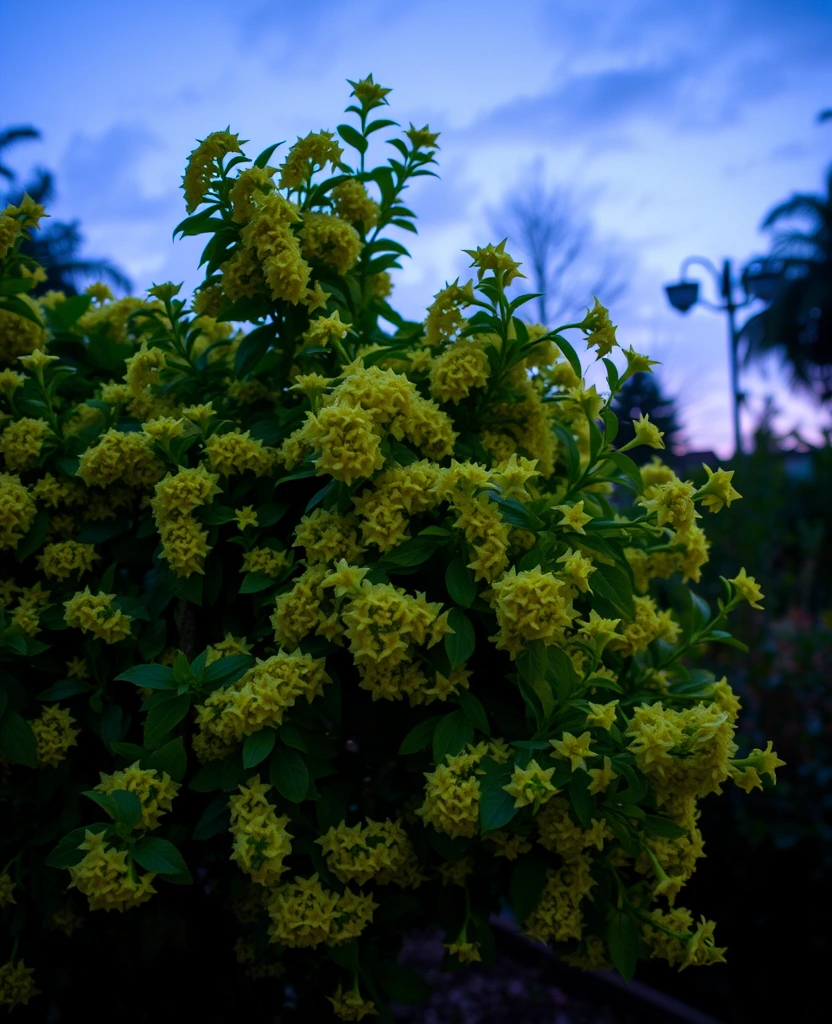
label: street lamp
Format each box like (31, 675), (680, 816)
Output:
(664, 256), (751, 457)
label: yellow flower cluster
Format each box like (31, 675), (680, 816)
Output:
(95, 762), (180, 830)
(0, 472), (36, 549)
(340, 578), (449, 701)
(428, 339), (490, 404)
(352, 461), (442, 552)
(204, 430), (274, 477)
(63, 588), (133, 644)
(241, 546), (288, 578)
(626, 701), (737, 799)
(0, 961), (38, 1009)
(417, 744), (487, 839)
(266, 874), (376, 948)
(608, 595), (679, 656)
(316, 818), (423, 887)
(331, 179), (379, 227)
(293, 507), (365, 564)
(68, 831), (156, 912)
(525, 857), (595, 944)
(490, 566), (576, 657)
(193, 652), (330, 760)
(31, 706), (79, 768)
(150, 466), (219, 577)
(328, 983), (377, 1022)
(36, 540), (99, 580)
(0, 417), (50, 471)
(279, 364), (455, 485)
(229, 776), (293, 886)
(279, 131), (343, 191)
(77, 428), (163, 489)
(642, 908), (726, 969)
(301, 212), (363, 276)
(0, 304), (45, 365)
(183, 130), (243, 212)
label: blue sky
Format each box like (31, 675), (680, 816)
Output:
(3, 0), (832, 454)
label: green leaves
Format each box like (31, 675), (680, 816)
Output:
(243, 729), (276, 768)
(133, 837), (190, 878)
(270, 744), (309, 803)
(398, 715), (444, 755)
(445, 558), (477, 607)
(84, 789), (143, 830)
(0, 710), (36, 766)
(478, 758), (516, 833)
(116, 664), (176, 690)
(143, 694), (190, 748)
(606, 911), (642, 982)
(432, 710), (473, 765)
(444, 608), (475, 668)
(337, 123), (368, 154)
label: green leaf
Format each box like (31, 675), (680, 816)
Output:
(516, 641), (555, 723)
(601, 406), (619, 444)
(243, 729), (277, 768)
(337, 123), (368, 153)
(0, 711), (36, 766)
(444, 608), (475, 668)
(37, 678), (94, 700)
(642, 814), (689, 839)
(547, 646), (579, 702)
(551, 333), (582, 378)
(14, 507), (49, 562)
(398, 714), (445, 755)
(133, 837), (190, 876)
(509, 857), (548, 923)
(605, 451), (643, 493)
(568, 770), (595, 828)
(457, 690), (489, 736)
(145, 736), (187, 782)
(591, 563), (634, 620)
(190, 760), (226, 792)
(193, 796), (231, 840)
(445, 558), (478, 607)
(111, 741), (148, 761)
(116, 664), (176, 690)
(606, 911), (640, 982)
(235, 322), (276, 377)
(384, 532), (448, 567)
(329, 941), (360, 972)
(46, 823), (108, 868)
(143, 694), (191, 747)
(111, 789), (143, 829)
(201, 654), (254, 688)
(240, 572), (275, 594)
(270, 745), (309, 803)
(704, 631), (749, 653)
(279, 722), (307, 752)
(195, 503), (237, 525)
(432, 710), (473, 765)
(478, 760), (516, 833)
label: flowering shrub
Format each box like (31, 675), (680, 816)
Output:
(0, 78), (782, 1019)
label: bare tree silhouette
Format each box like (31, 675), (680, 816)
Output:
(489, 164), (628, 326)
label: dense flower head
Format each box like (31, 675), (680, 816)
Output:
(31, 706), (79, 768)
(0, 960), (39, 1009)
(96, 762), (180, 831)
(183, 131), (243, 212)
(267, 873), (376, 947)
(0, 417), (51, 471)
(491, 566), (576, 657)
(0, 472), (36, 549)
(417, 744), (488, 838)
(64, 588), (133, 644)
(77, 428), (163, 489)
(68, 831), (156, 912)
(316, 818), (423, 887)
(37, 540), (99, 580)
(204, 430), (273, 477)
(229, 776), (293, 886)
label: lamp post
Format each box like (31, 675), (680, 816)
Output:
(665, 256), (751, 458)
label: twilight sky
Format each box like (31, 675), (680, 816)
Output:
(3, 0), (832, 455)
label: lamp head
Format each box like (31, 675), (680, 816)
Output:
(665, 280), (699, 313)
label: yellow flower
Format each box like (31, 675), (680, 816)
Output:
(502, 758), (559, 810)
(0, 473), (37, 550)
(349, 73), (392, 106)
(405, 123), (440, 150)
(229, 776), (293, 886)
(68, 831), (156, 912)
(554, 500), (593, 534)
(0, 960), (39, 1009)
(621, 413), (665, 451)
(0, 417), (51, 471)
(300, 212), (362, 277)
(302, 309), (352, 348)
(204, 430), (273, 477)
(279, 131), (343, 191)
(37, 540), (99, 580)
(463, 239), (524, 284)
(587, 756), (618, 794)
(696, 464), (742, 514)
(331, 179), (379, 228)
(241, 547), (287, 578)
(586, 701), (619, 731)
(328, 983), (378, 1021)
(321, 558), (370, 597)
(728, 567), (764, 610)
(550, 731), (596, 772)
(235, 506), (259, 530)
(316, 818), (422, 888)
(490, 566), (576, 657)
